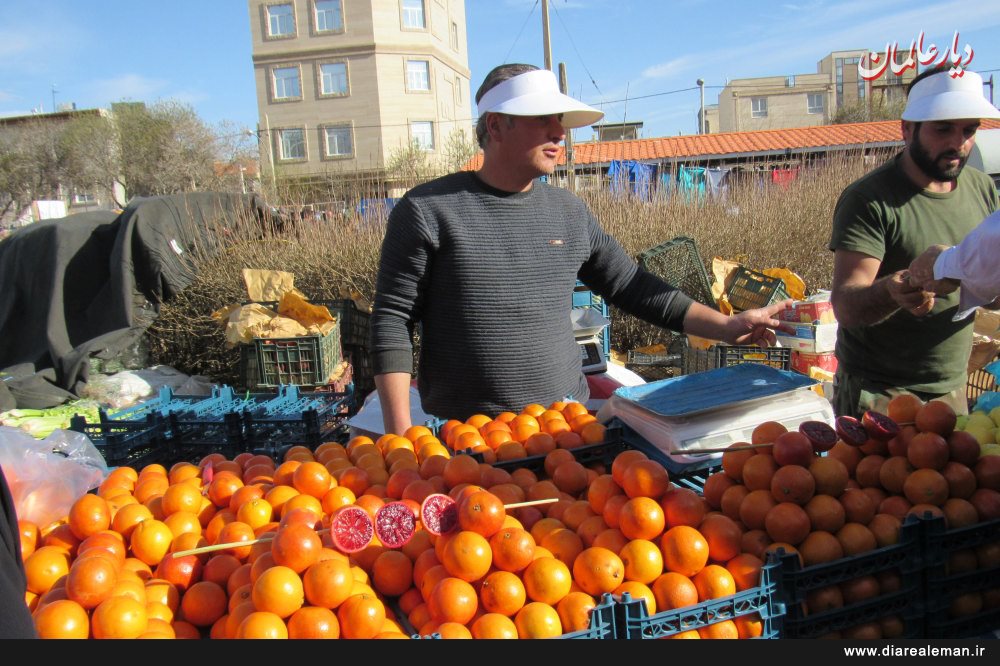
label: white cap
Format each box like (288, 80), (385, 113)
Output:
(476, 69), (605, 129)
(902, 70), (1000, 122)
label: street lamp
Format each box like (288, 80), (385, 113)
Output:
(697, 79), (705, 135)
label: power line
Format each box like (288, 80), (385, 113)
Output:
(549, 1), (603, 97)
(586, 86), (699, 106)
(503, 0), (540, 65)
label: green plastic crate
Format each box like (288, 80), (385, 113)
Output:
(726, 266), (790, 312)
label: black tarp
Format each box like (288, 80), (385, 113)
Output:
(0, 192), (271, 410)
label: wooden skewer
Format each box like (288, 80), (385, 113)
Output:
(503, 498), (560, 510)
(668, 442), (775, 455)
(172, 498), (559, 558)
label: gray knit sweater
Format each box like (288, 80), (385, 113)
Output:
(370, 171), (694, 420)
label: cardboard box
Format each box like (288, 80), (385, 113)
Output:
(776, 322), (838, 354)
(780, 300), (835, 324)
(791, 351), (838, 375)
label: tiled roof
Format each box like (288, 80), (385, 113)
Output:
(464, 118), (1000, 169)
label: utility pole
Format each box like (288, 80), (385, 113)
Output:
(51, 84), (58, 113)
(697, 79), (705, 134)
(541, 0), (553, 71)
(560, 63), (576, 193)
(988, 75), (995, 106)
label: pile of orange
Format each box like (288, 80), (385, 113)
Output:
(702, 397), (1000, 639)
(17, 399), (761, 640)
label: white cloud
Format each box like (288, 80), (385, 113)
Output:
(642, 56), (697, 81)
(92, 74), (169, 103)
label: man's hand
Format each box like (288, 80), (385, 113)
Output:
(887, 270), (935, 316)
(908, 245), (960, 295)
(722, 299), (797, 346)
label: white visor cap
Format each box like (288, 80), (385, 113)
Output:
(477, 69), (605, 129)
(902, 70), (1000, 122)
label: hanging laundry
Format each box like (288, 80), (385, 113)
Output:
(771, 168), (799, 187)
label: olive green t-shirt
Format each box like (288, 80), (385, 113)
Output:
(829, 154), (998, 393)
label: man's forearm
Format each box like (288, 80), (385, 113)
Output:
(832, 277), (900, 328)
(375, 372), (413, 436)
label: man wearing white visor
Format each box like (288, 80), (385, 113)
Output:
(370, 64), (792, 434)
(829, 67), (1000, 420)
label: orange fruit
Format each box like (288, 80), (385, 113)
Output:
(556, 591), (597, 633)
(428, 577), (478, 625)
(287, 606), (340, 639)
(622, 460), (670, 499)
(480, 570), (527, 617)
(33, 598), (90, 638)
(91, 595), (148, 639)
(25, 546), (71, 595)
(573, 547), (625, 595)
(521, 557), (572, 605)
(489, 527), (536, 573)
(692, 564), (736, 601)
(371, 551), (413, 597)
(651, 572), (699, 611)
(660, 525), (709, 577)
(129, 520), (173, 566)
(180, 580), (227, 627)
(471, 613), (519, 639)
(514, 602), (563, 638)
(65, 556), (118, 609)
(68, 494), (112, 540)
(252, 565), (304, 619)
(236, 611), (288, 639)
(303, 558), (353, 609)
(457, 490), (506, 537)
(270, 524), (322, 573)
(619, 497), (665, 541)
(620, 539), (664, 584)
(440, 530), (492, 582)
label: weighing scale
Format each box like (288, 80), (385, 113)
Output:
(596, 364), (835, 468)
(571, 308), (611, 375)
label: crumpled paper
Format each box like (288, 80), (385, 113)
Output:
(243, 268), (305, 302)
(969, 309), (1000, 374)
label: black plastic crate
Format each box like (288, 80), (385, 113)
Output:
(252, 324), (341, 387)
(170, 412), (248, 464)
(919, 516), (1000, 638)
(768, 516), (926, 638)
(615, 561), (784, 639)
(343, 344), (375, 401)
(69, 413), (176, 468)
(326, 299), (371, 349)
(637, 236), (716, 310)
(683, 345), (791, 376)
(726, 266), (790, 313)
(626, 340), (684, 382)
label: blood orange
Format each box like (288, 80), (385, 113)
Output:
(329, 506), (373, 554)
(374, 502), (416, 549)
(835, 416), (869, 447)
(861, 411), (900, 442)
(420, 494), (459, 537)
(798, 421), (837, 453)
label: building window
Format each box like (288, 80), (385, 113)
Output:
(278, 128), (306, 160)
(322, 125), (353, 157)
(406, 60), (430, 92)
(751, 97), (767, 118)
(319, 62), (348, 96)
(401, 0), (425, 29)
(411, 121), (434, 150)
(266, 3), (296, 38)
(450, 21), (459, 50)
(72, 192), (95, 205)
(807, 93), (824, 114)
(313, 0), (343, 32)
(272, 66), (302, 101)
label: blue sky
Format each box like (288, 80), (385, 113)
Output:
(1, 0), (999, 140)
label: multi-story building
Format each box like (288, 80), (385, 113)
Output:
(710, 50), (917, 133)
(247, 0), (473, 191)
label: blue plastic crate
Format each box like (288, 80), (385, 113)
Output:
(243, 386), (352, 455)
(573, 281), (611, 357)
(558, 593), (618, 639)
(615, 561), (784, 639)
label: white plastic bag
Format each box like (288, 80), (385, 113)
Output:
(0, 426), (108, 528)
